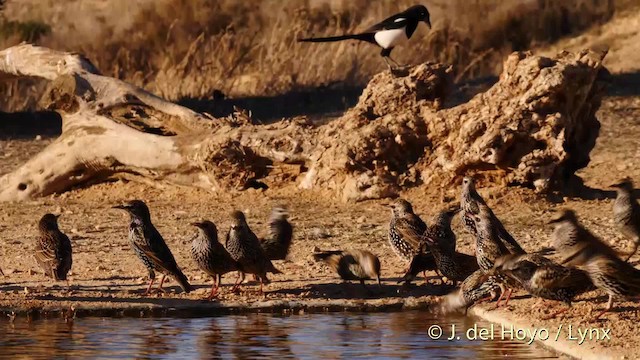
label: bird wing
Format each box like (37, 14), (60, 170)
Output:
(35, 233), (59, 270)
(138, 227), (180, 274)
(364, 16), (410, 32)
(395, 216), (427, 251)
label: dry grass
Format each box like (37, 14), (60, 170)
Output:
(0, 0), (629, 111)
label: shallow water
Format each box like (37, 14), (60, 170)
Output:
(0, 311), (558, 359)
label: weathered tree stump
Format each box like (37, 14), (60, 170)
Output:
(0, 44), (607, 201)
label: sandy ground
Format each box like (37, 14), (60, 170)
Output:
(0, 92), (639, 359)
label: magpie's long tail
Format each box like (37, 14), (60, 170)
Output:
(298, 33), (375, 44)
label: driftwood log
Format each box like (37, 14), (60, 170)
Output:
(0, 44), (607, 202)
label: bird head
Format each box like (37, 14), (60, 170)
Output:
(271, 205), (289, 220)
(230, 210), (247, 229)
(39, 213), (61, 231)
(407, 5), (431, 29)
(390, 199), (414, 217)
(112, 200), (151, 220)
(547, 209), (577, 225)
(191, 220), (218, 239)
(461, 176), (476, 193)
(610, 177), (633, 191)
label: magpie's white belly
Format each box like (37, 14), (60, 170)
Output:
(374, 28), (407, 49)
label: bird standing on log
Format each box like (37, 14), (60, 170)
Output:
(34, 213), (72, 286)
(260, 205), (293, 260)
(610, 178), (640, 261)
(226, 210), (281, 294)
(298, 5), (431, 69)
(190, 220), (238, 300)
(113, 200), (192, 295)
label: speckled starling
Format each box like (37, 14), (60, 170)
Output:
(548, 209), (619, 267)
(313, 249), (381, 286)
(34, 213), (72, 283)
(491, 253), (594, 317)
(611, 178), (640, 262)
(113, 200), (192, 295)
(424, 207), (478, 283)
(439, 270), (501, 314)
(473, 204), (524, 306)
(260, 205), (294, 260)
(226, 210), (282, 294)
(460, 176), (525, 255)
(388, 199), (429, 262)
(190, 220), (239, 300)
(580, 253), (640, 319)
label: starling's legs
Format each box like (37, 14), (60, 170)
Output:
(495, 284), (507, 307)
(231, 272), (245, 293)
(0, 267), (4, 276)
(144, 277), (156, 296)
(593, 295), (614, 320)
(502, 288), (514, 307)
(542, 305), (571, 320)
(156, 275), (167, 294)
(207, 276), (219, 300)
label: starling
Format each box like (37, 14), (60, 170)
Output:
(548, 209), (619, 267)
(491, 253), (594, 317)
(473, 204), (524, 306)
(611, 178), (640, 262)
(580, 253), (640, 319)
(312, 249), (381, 286)
(460, 176), (525, 255)
(226, 210), (281, 294)
(423, 207), (478, 283)
(398, 252), (437, 285)
(113, 200), (192, 295)
(190, 220), (238, 300)
(439, 270), (501, 314)
(259, 205), (294, 260)
(34, 213), (72, 284)
(388, 199), (429, 262)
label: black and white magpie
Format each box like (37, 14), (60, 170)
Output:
(298, 5), (431, 69)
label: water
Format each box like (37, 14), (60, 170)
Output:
(0, 311), (558, 359)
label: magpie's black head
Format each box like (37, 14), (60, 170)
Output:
(406, 5), (431, 28)
(113, 200), (151, 220)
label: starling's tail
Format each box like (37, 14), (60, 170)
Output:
(298, 33), (375, 44)
(173, 270), (193, 293)
(266, 260), (282, 274)
(54, 267), (68, 281)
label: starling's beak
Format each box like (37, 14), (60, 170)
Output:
(609, 181), (623, 189)
(112, 204), (127, 210)
(190, 222), (202, 228)
(546, 217), (561, 225)
(449, 206), (462, 215)
(425, 19), (432, 29)
(55, 214), (61, 220)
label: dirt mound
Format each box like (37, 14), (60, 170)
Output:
(0, 45), (607, 202)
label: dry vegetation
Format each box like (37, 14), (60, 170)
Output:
(0, 0), (630, 113)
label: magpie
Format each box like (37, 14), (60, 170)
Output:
(298, 5), (431, 69)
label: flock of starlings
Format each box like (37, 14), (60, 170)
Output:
(4, 176), (640, 321)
